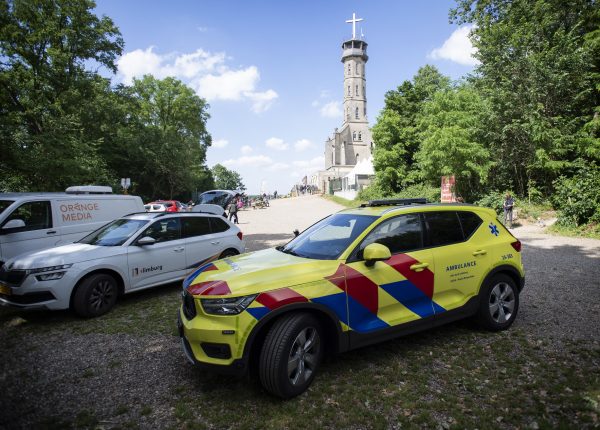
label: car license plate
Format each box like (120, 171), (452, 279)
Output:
(0, 282), (11, 295)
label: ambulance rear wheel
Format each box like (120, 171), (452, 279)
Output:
(73, 273), (118, 318)
(259, 313), (323, 399)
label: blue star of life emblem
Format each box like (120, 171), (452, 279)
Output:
(489, 223), (499, 236)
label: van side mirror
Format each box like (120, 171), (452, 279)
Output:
(293, 229), (300, 237)
(2, 219), (26, 231)
(137, 236), (156, 246)
(363, 243), (391, 267)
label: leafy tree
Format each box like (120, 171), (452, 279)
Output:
(211, 164), (245, 191)
(371, 65), (450, 192)
(107, 75), (212, 200)
(0, 0), (123, 190)
(416, 85), (493, 200)
(451, 0), (600, 196)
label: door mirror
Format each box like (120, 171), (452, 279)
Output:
(2, 219), (26, 231)
(137, 236), (156, 246)
(293, 229), (300, 237)
(363, 243), (391, 267)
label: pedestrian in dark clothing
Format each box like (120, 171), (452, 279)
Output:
(503, 193), (514, 228)
(228, 198), (239, 224)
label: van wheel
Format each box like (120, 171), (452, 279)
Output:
(259, 313), (322, 399)
(73, 273), (119, 318)
(475, 274), (519, 331)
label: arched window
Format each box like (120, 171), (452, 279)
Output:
(347, 63), (351, 74)
(356, 85), (359, 96)
(353, 131), (356, 140)
(364, 106), (367, 117)
(358, 132), (362, 141)
(355, 107), (359, 119)
(347, 85), (351, 96)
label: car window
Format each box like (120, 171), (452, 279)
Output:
(198, 191), (232, 208)
(164, 202), (173, 208)
(0, 200), (15, 215)
(281, 214), (377, 260)
(359, 214), (423, 256)
(2, 201), (52, 231)
(423, 211), (464, 247)
(152, 204), (162, 211)
(209, 217), (230, 233)
(457, 211), (482, 239)
(141, 218), (181, 243)
(80, 219), (149, 246)
(182, 216), (211, 238)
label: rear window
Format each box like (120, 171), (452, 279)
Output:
(457, 211), (482, 239)
(209, 217), (230, 233)
(423, 211), (464, 247)
(164, 202), (173, 208)
(182, 216), (211, 237)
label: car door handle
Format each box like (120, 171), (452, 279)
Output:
(174, 247), (185, 253)
(46, 230), (57, 235)
(409, 262), (429, 272)
(472, 250), (487, 256)
(211, 241), (220, 245)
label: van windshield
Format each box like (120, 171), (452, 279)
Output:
(0, 200), (15, 215)
(79, 219), (149, 246)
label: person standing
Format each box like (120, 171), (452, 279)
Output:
(503, 193), (514, 228)
(228, 197), (239, 224)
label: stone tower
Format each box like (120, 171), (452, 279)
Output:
(324, 13), (373, 171)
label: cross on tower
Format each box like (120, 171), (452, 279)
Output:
(345, 12), (363, 39)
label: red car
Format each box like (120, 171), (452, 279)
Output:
(144, 200), (183, 212)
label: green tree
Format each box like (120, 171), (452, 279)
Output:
(211, 164), (245, 191)
(451, 0), (600, 196)
(416, 85), (493, 200)
(371, 65), (451, 192)
(0, 0), (123, 190)
(107, 75), (212, 200)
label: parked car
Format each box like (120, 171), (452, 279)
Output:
(178, 199), (524, 398)
(0, 212), (245, 317)
(145, 200), (183, 212)
(192, 190), (239, 217)
(0, 186), (144, 266)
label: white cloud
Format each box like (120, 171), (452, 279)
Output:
(292, 156), (325, 170)
(265, 137), (288, 151)
(268, 162), (290, 171)
(320, 101), (343, 118)
(222, 155), (273, 167)
(428, 24), (479, 66)
(294, 139), (314, 152)
(241, 145), (253, 155)
(212, 139), (229, 148)
(117, 48), (278, 112)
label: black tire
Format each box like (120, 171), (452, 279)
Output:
(73, 273), (119, 318)
(219, 249), (239, 259)
(259, 313), (323, 399)
(475, 274), (519, 331)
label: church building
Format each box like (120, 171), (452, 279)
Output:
(317, 13), (375, 196)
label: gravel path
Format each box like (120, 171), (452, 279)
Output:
(1, 196), (598, 428)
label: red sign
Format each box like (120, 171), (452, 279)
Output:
(441, 176), (456, 203)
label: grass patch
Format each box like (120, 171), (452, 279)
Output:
(547, 222), (600, 240)
(321, 194), (362, 208)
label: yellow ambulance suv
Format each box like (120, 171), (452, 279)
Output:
(178, 199), (524, 398)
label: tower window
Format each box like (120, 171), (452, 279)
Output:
(347, 85), (351, 96)
(353, 131), (356, 140)
(348, 63), (351, 74)
(356, 63), (359, 74)
(355, 107), (359, 119)
(356, 85), (359, 96)
(358, 132), (362, 140)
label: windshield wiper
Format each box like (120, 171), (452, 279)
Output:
(279, 247), (303, 257)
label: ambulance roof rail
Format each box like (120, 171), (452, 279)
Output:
(360, 198), (428, 207)
(65, 185), (113, 194)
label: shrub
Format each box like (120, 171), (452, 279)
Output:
(552, 161), (600, 227)
(357, 183), (440, 203)
(475, 191), (511, 215)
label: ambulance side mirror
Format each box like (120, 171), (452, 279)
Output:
(363, 243), (391, 267)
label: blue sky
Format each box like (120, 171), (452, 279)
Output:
(94, 0), (477, 194)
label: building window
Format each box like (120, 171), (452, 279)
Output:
(347, 85), (351, 96)
(356, 63), (359, 74)
(358, 132), (362, 140)
(364, 106), (367, 117)
(353, 131), (356, 140)
(355, 107), (359, 119)
(363, 85), (366, 97)
(348, 63), (351, 74)
(346, 107), (350, 120)
(356, 85), (359, 96)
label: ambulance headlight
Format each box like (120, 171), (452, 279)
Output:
(201, 295), (257, 315)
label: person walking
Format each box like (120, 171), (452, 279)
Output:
(227, 197), (239, 224)
(503, 192), (515, 228)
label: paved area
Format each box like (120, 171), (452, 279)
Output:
(237, 194), (344, 252)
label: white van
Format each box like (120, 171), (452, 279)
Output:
(0, 186), (144, 265)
